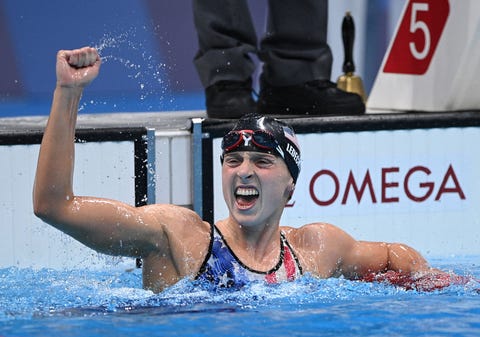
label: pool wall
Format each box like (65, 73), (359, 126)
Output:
(1, 111), (479, 269)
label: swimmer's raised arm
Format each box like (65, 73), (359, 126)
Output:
(33, 48), (206, 262)
(34, 48), (100, 212)
(34, 48), (101, 229)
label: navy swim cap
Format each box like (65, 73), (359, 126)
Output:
(221, 114), (301, 183)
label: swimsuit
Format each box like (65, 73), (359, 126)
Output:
(195, 225), (303, 288)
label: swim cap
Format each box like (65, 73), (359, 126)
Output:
(221, 114), (301, 182)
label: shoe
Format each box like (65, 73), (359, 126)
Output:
(205, 79), (256, 119)
(258, 79), (365, 116)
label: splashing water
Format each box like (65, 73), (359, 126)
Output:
(1, 258), (479, 337)
(78, 26), (175, 113)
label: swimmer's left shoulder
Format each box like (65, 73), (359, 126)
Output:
(281, 223), (352, 247)
(281, 222), (336, 235)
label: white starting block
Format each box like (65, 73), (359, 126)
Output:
(367, 0), (480, 112)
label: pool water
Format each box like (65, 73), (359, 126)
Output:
(1, 257), (479, 337)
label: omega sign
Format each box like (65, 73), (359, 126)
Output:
(307, 164), (465, 206)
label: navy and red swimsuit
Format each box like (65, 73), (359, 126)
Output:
(196, 225), (303, 288)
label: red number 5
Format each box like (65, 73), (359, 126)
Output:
(383, 0), (449, 75)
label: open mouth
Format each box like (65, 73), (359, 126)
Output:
(235, 187), (259, 209)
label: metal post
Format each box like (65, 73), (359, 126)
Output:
(191, 118), (204, 218)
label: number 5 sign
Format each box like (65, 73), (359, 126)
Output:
(383, 0), (450, 75)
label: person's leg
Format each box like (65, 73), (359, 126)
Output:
(193, 0), (257, 118)
(260, 0), (332, 85)
(258, 0), (364, 116)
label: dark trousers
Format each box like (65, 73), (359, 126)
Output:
(193, 0), (332, 88)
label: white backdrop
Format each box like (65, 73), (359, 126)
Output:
(213, 127), (480, 257)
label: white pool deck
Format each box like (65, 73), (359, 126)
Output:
(0, 110), (206, 133)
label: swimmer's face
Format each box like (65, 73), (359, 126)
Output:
(222, 151), (294, 227)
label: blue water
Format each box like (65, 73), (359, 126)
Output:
(1, 257), (479, 337)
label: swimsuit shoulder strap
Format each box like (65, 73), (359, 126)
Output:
(195, 222), (215, 279)
(280, 231), (303, 276)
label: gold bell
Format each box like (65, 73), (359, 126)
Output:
(337, 12), (366, 102)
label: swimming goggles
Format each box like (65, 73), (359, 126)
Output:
(221, 129), (280, 153)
